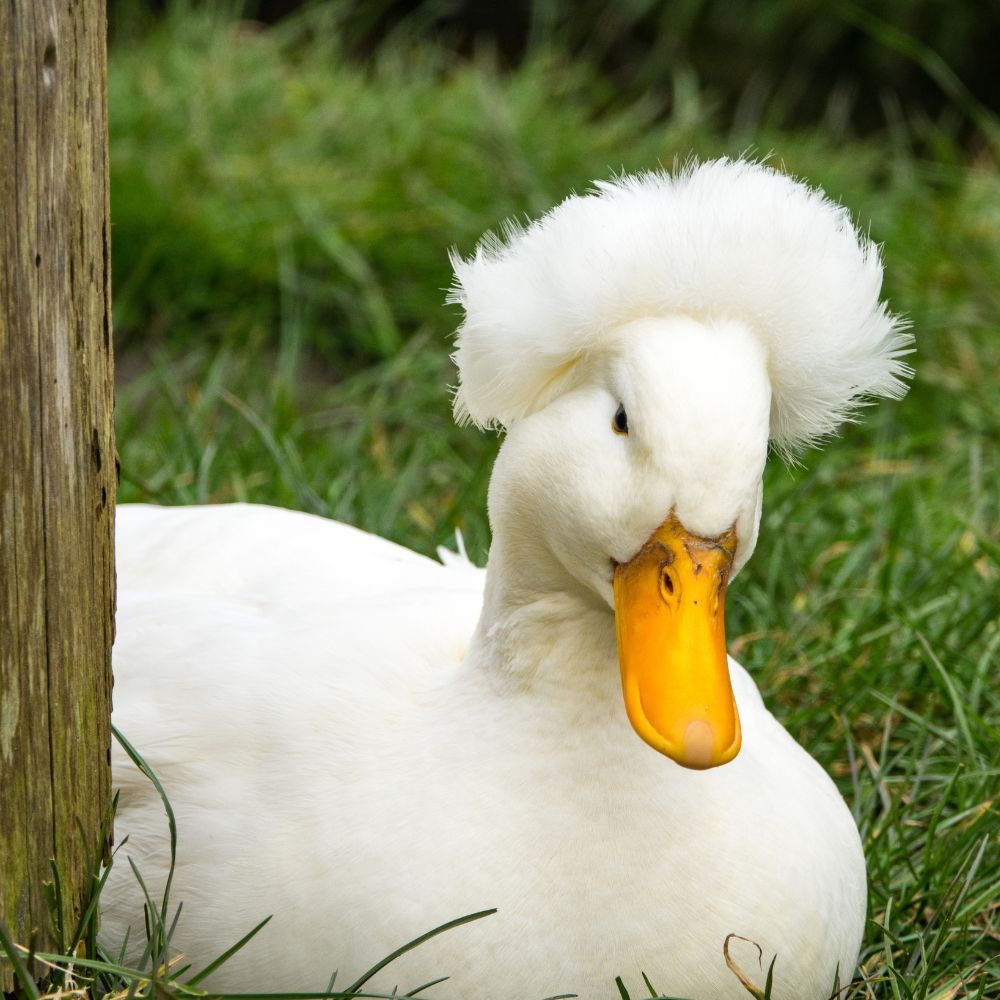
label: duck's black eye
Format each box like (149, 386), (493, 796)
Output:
(612, 403), (629, 435)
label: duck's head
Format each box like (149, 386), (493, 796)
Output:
(449, 159), (911, 770)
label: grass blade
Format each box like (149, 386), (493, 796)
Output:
(186, 916), (273, 986)
(344, 909), (496, 993)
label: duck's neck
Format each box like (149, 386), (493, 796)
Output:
(467, 533), (619, 703)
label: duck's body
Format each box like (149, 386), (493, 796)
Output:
(104, 161), (911, 998)
(107, 502), (865, 999)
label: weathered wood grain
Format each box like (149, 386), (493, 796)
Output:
(0, 0), (114, 986)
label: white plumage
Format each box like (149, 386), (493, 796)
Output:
(104, 160), (908, 999)
(451, 159), (910, 451)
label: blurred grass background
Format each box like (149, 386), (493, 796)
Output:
(108, 2), (999, 996)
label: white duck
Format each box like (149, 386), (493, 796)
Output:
(104, 160), (911, 1000)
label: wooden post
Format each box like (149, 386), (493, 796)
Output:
(0, 0), (115, 987)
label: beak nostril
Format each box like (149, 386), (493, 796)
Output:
(661, 571), (674, 595)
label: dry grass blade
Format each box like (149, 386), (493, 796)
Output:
(723, 934), (769, 999)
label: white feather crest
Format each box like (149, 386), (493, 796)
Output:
(448, 158), (912, 452)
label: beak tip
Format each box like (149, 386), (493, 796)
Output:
(660, 719), (740, 770)
(680, 719), (716, 769)
(630, 711), (742, 769)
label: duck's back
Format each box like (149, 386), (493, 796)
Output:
(116, 502), (485, 605)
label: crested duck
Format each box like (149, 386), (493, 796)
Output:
(103, 159), (911, 999)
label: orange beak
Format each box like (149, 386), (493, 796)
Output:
(613, 512), (741, 769)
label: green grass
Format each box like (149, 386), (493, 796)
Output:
(100, 4), (1000, 998)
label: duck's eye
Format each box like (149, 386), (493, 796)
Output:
(612, 403), (629, 435)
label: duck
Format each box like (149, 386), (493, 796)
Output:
(102, 159), (912, 1000)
